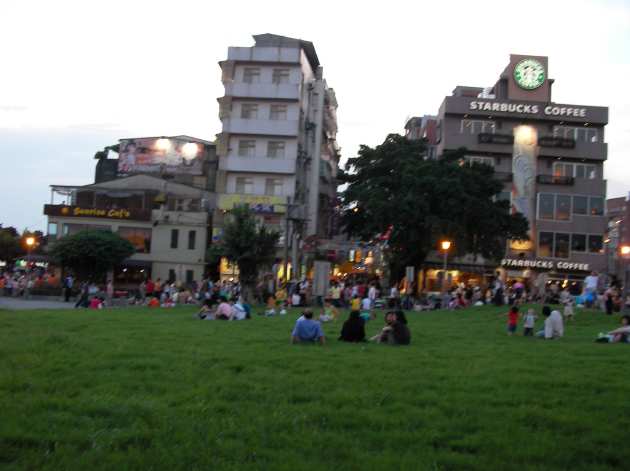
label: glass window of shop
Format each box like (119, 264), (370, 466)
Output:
(554, 233), (570, 259)
(571, 234), (586, 252)
(47, 222), (58, 238)
(555, 195), (571, 221)
(589, 197), (604, 216)
(63, 224), (110, 236)
(118, 227), (151, 253)
(588, 235), (603, 254)
(572, 196), (588, 215)
(538, 194), (555, 220)
(538, 232), (553, 257)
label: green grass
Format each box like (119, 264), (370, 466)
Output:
(1, 304), (629, 470)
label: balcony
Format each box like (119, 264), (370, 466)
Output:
(224, 82), (300, 100)
(227, 46), (301, 64)
(221, 118), (299, 137)
(219, 156), (296, 174)
(494, 172), (513, 182)
(536, 175), (574, 185)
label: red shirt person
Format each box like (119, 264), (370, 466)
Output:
(506, 306), (519, 336)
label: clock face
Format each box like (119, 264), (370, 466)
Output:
(514, 59), (545, 90)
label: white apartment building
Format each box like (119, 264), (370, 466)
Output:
(214, 34), (340, 279)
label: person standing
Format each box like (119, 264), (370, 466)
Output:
(506, 306), (519, 336)
(368, 283), (377, 309)
(75, 282), (89, 308)
(106, 280), (114, 307)
(523, 308), (537, 336)
(138, 280), (147, 304)
(63, 274), (74, 302)
(154, 278), (162, 301)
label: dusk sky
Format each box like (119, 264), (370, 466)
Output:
(2, 0), (629, 232)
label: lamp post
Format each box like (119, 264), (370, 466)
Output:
(620, 245), (630, 307)
(25, 236), (35, 271)
(440, 240), (451, 293)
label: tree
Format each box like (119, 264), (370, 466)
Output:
(208, 205), (280, 302)
(340, 134), (529, 279)
(49, 230), (135, 281)
(0, 227), (24, 265)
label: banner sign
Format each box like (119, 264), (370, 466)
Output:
(217, 194), (287, 214)
(118, 137), (204, 176)
(44, 205), (151, 221)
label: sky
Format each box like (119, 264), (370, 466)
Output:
(1, 0), (629, 232)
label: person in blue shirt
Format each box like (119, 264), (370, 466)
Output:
(291, 309), (326, 345)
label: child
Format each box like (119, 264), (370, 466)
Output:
(506, 305), (519, 336)
(319, 301), (338, 323)
(523, 308), (537, 336)
(350, 294), (361, 312)
(265, 294), (277, 316)
(562, 291), (575, 322)
(360, 295), (372, 322)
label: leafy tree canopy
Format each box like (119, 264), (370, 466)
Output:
(340, 134), (529, 278)
(208, 206), (279, 300)
(50, 230), (135, 281)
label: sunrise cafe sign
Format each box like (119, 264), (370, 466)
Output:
(43, 204), (151, 221)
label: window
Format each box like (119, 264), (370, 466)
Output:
(235, 177), (254, 194)
(572, 196), (588, 215)
(589, 197), (604, 216)
(588, 235), (603, 253)
(465, 156), (494, 167)
(571, 234), (586, 252)
(119, 227), (152, 253)
(240, 103), (258, 119)
(170, 229), (179, 249)
(48, 222), (58, 237)
(243, 67), (260, 84)
(168, 269), (176, 283)
(265, 178), (283, 196)
(270, 104), (288, 120)
(267, 141), (286, 158)
(539, 194), (555, 220)
(272, 68), (290, 84)
(553, 163), (573, 178)
(186, 270), (194, 284)
(553, 126), (599, 143)
(555, 195), (571, 221)
(460, 119), (495, 134)
(238, 140), (256, 157)
(538, 232), (553, 257)
(553, 162), (597, 179)
(575, 164), (597, 179)
(188, 230), (196, 250)
(554, 233), (570, 259)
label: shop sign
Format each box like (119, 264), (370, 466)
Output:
(44, 204), (151, 221)
(501, 258), (590, 272)
(469, 101), (587, 118)
(217, 194), (286, 214)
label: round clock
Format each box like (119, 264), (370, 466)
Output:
(514, 58), (545, 90)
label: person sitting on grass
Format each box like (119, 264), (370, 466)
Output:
(505, 305), (519, 336)
(291, 309), (326, 345)
(147, 296), (160, 308)
(537, 305), (564, 340)
(596, 315), (630, 343)
(319, 300), (338, 323)
(370, 311), (411, 345)
(89, 296), (104, 309)
(215, 297), (234, 320)
(338, 310), (366, 342)
(197, 300), (215, 320)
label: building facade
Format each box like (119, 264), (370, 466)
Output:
(44, 136), (217, 287)
(422, 55), (609, 291)
(214, 34), (340, 280)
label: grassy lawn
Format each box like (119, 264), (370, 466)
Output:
(1, 304), (629, 470)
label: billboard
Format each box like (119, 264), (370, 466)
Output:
(511, 125), (538, 253)
(118, 137), (203, 176)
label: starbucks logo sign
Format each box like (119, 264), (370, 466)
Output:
(514, 58), (545, 90)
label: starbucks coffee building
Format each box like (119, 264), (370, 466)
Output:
(431, 54), (608, 292)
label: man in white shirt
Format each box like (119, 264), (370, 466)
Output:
(538, 306), (564, 339)
(368, 284), (377, 308)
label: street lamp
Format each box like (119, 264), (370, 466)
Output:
(25, 236), (35, 271)
(620, 245), (630, 308)
(440, 240), (451, 293)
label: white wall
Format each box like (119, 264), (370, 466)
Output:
(226, 136), (298, 159)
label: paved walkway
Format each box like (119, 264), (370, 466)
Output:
(0, 297), (74, 310)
